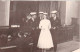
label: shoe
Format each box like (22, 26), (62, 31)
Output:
(54, 51), (56, 52)
(50, 47), (54, 50)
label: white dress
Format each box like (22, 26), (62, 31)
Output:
(37, 19), (54, 49)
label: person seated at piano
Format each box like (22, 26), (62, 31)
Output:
(0, 34), (7, 46)
(7, 31), (33, 52)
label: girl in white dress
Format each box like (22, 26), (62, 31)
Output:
(37, 13), (54, 52)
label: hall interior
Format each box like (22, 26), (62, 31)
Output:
(0, 0), (80, 52)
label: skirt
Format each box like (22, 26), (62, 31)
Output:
(37, 29), (54, 49)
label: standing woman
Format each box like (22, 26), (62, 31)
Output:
(37, 13), (54, 52)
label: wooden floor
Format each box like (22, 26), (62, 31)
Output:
(37, 40), (79, 52)
(0, 40), (79, 52)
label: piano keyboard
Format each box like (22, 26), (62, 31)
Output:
(0, 46), (16, 49)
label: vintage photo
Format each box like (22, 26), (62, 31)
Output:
(0, 0), (80, 52)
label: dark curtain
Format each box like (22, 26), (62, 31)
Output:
(9, 1), (39, 26)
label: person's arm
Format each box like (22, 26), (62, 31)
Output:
(49, 21), (51, 29)
(39, 21), (42, 29)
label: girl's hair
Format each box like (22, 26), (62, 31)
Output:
(43, 15), (49, 19)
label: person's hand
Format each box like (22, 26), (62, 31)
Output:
(29, 43), (33, 45)
(18, 34), (21, 38)
(24, 34), (27, 37)
(36, 27), (38, 29)
(26, 20), (28, 22)
(32, 28), (35, 30)
(53, 27), (56, 29)
(51, 27), (56, 29)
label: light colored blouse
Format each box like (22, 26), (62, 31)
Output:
(39, 19), (51, 30)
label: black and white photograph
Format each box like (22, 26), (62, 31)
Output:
(0, 0), (80, 52)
